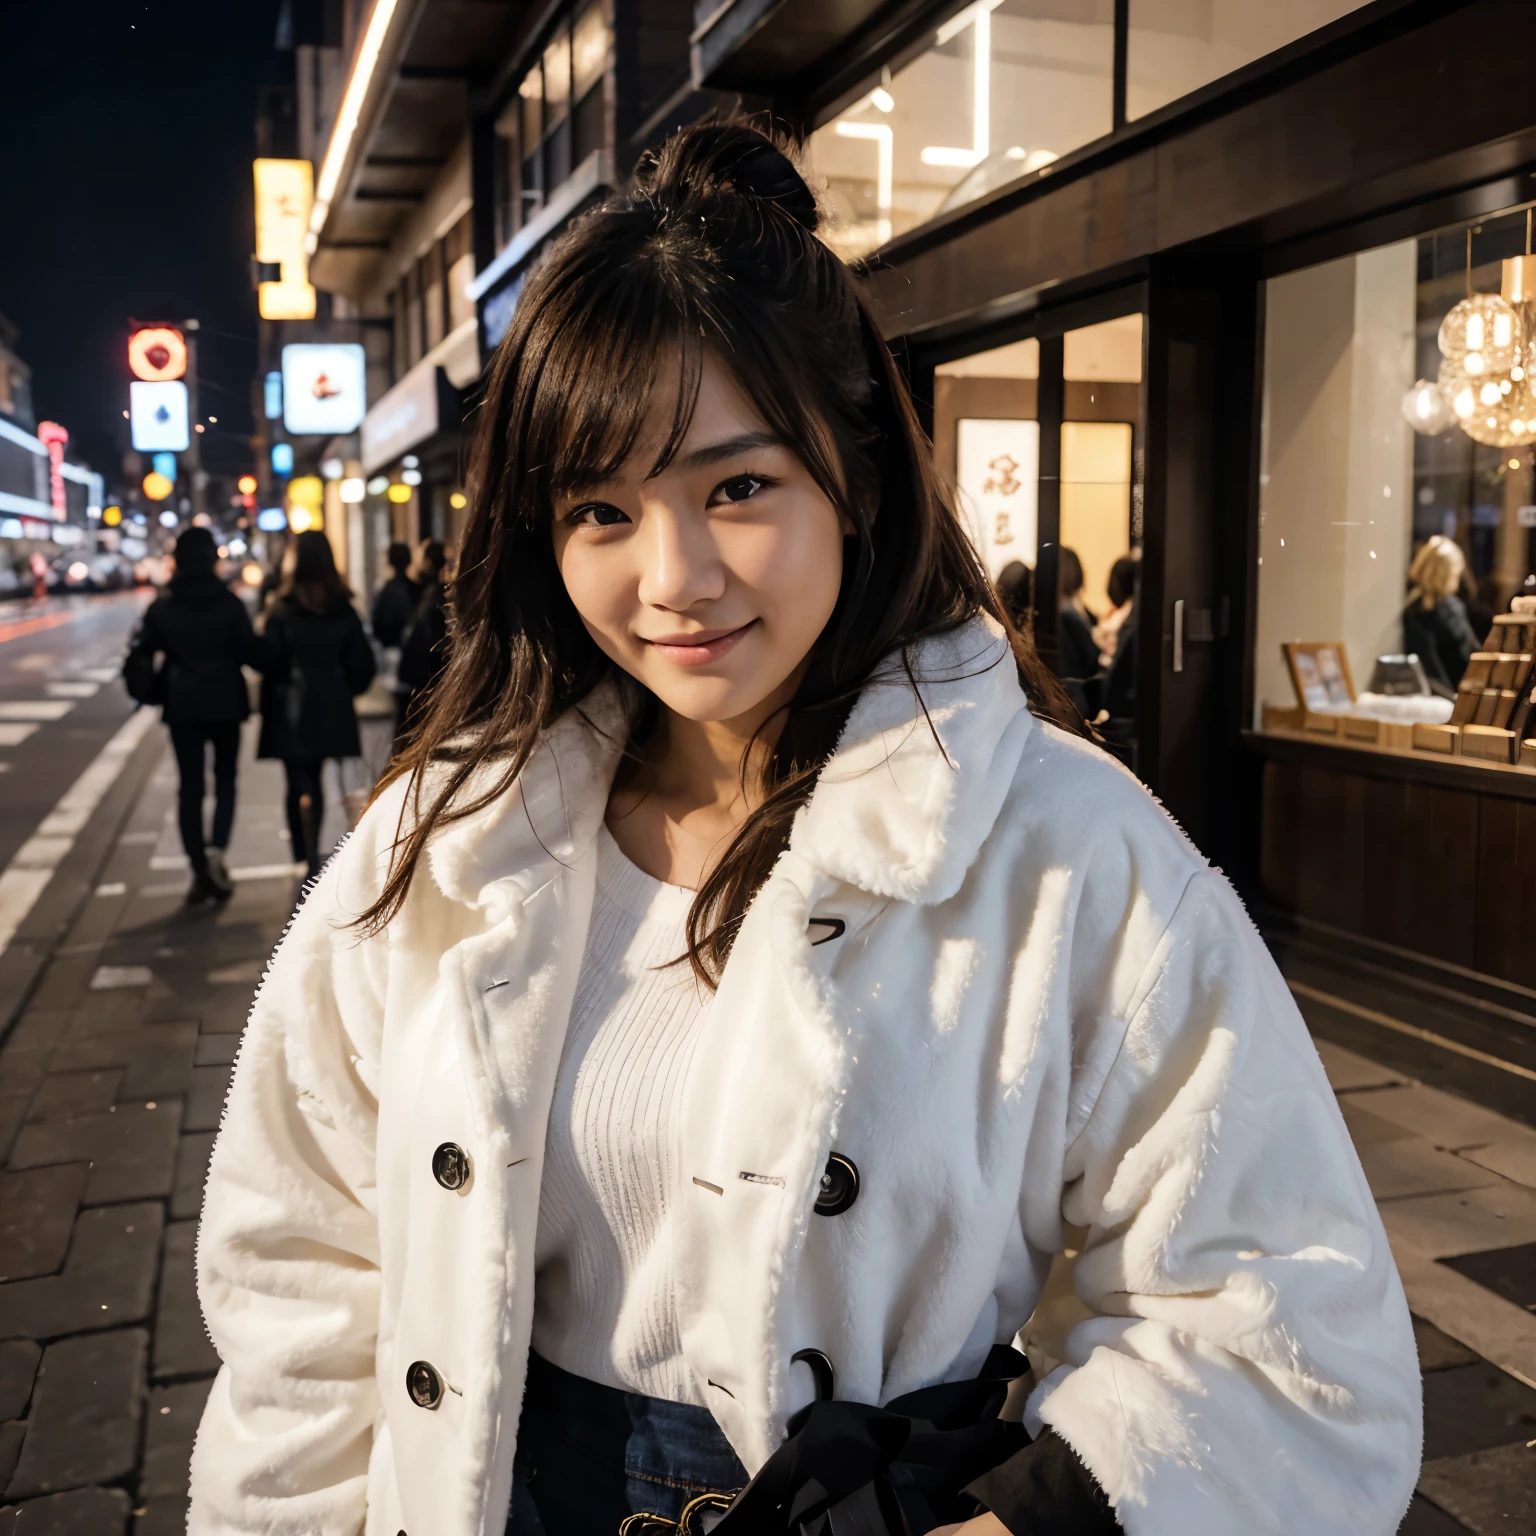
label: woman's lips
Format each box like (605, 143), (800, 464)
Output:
(647, 621), (757, 666)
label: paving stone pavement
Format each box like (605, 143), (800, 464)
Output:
(0, 719), (374, 1533)
(4, 715), (1536, 1530)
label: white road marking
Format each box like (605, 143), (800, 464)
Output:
(0, 709), (157, 957)
(0, 724), (37, 747)
(91, 964), (153, 989)
(81, 667), (120, 683)
(149, 854), (188, 871)
(0, 701), (74, 721)
(46, 681), (100, 698)
(229, 862), (306, 881)
(95, 883), (127, 897)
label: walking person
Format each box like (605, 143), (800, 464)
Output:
(191, 124), (1419, 1536)
(370, 540), (421, 649)
(394, 536), (449, 741)
(257, 529), (376, 878)
(124, 526), (258, 904)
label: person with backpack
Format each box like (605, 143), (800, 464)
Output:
(124, 526), (260, 904)
(257, 530), (376, 878)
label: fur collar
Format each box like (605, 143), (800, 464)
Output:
(425, 615), (1032, 910)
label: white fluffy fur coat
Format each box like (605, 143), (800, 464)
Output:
(189, 618), (1421, 1535)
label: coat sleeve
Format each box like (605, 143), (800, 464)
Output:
(1025, 870), (1421, 1536)
(341, 610), (379, 697)
(188, 837), (392, 1535)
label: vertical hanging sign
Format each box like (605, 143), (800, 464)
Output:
(254, 158), (318, 321)
(36, 421), (68, 519)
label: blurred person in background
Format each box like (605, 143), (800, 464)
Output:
(124, 526), (260, 904)
(994, 559), (1032, 631)
(1093, 554), (1139, 667)
(1055, 545), (1100, 720)
(258, 530), (376, 878)
(370, 540), (420, 648)
(1403, 533), (1480, 690)
(395, 536), (449, 741)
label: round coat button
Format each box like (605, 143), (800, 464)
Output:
(432, 1142), (471, 1191)
(814, 1153), (859, 1216)
(406, 1360), (443, 1409)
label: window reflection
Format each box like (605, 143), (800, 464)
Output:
(1127, 0), (1368, 120)
(808, 0), (1114, 261)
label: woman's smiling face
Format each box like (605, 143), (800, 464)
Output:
(551, 351), (850, 729)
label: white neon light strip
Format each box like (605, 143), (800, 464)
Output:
(834, 122), (893, 246)
(308, 0), (404, 247)
(0, 491), (55, 518)
(922, 0), (1001, 168)
(0, 417), (46, 457)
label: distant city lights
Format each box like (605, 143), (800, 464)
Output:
(271, 443), (294, 476)
(237, 475), (258, 495)
(256, 507), (287, 531)
(159, 510), (179, 528)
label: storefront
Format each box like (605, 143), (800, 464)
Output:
(693, 0), (1536, 1038)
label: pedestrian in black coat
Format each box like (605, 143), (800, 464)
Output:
(258, 531), (376, 877)
(127, 526), (261, 904)
(394, 538), (449, 746)
(369, 541), (420, 649)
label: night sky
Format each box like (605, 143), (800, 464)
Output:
(0, 1), (286, 482)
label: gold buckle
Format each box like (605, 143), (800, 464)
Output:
(619, 1490), (736, 1536)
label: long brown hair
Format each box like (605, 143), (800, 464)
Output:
(361, 120), (1084, 982)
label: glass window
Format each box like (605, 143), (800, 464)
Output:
(520, 64), (543, 154)
(572, 2), (608, 100)
(807, 0), (1114, 261)
(544, 27), (571, 127)
(1063, 315), (1141, 617)
(936, 338), (1040, 575)
(1255, 208), (1536, 770)
(1127, 0), (1369, 121)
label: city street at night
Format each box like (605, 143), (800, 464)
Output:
(8, 1), (1536, 1533)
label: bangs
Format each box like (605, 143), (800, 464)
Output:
(509, 238), (863, 523)
(518, 256), (706, 512)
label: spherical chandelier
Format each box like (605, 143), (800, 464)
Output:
(1404, 224), (1536, 448)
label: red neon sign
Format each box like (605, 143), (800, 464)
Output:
(37, 421), (68, 521)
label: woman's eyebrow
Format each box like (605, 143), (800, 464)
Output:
(671, 430), (781, 474)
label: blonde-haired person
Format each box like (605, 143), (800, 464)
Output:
(1404, 533), (1480, 689)
(189, 123), (1419, 1536)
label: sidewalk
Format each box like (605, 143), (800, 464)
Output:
(0, 712), (388, 1534)
(1, 726), (1535, 1531)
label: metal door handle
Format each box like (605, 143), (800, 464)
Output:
(1173, 599), (1184, 674)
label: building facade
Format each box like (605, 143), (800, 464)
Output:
(692, 0), (1536, 1088)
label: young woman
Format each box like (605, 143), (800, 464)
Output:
(1403, 532), (1481, 689)
(191, 124), (1420, 1536)
(257, 529), (376, 876)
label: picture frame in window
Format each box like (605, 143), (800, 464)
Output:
(1283, 641), (1355, 714)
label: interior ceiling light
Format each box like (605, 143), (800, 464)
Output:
(1406, 217), (1536, 448)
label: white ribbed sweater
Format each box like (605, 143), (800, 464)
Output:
(531, 823), (713, 1406)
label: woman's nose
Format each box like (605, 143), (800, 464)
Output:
(636, 504), (725, 613)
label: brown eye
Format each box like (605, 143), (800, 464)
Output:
(717, 475), (764, 503)
(570, 502), (628, 527)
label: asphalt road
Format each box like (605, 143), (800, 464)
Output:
(0, 594), (147, 875)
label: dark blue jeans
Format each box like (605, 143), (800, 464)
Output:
(508, 1353), (747, 1534)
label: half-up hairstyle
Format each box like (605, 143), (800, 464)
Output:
(360, 118), (1085, 980)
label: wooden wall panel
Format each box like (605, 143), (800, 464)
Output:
(1360, 774), (1414, 949)
(1404, 781), (1479, 969)
(1260, 760), (1300, 911)
(1475, 796), (1536, 989)
(1294, 764), (1367, 934)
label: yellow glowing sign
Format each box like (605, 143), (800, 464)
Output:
(449, 490), (467, 509)
(254, 158), (318, 321)
(102, 505), (123, 526)
(387, 481), (412, 503)
(237, 474), (258, 495)
(142, 471), (174, 501)
(288, 474), (324, 510)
